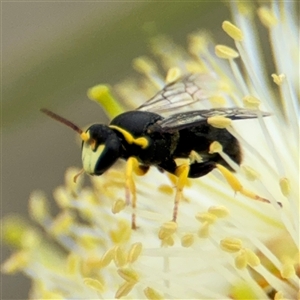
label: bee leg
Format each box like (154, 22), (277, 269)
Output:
(216, 164), (282, 207)
(173, 164), (190, 222)
(125, 157), (149, 229)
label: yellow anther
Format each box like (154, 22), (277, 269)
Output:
(158, 221), (177, 240)
(220, 237), (243, 253)
(132, 56), (157, 74)
(195, 212), (217, 224)
(67, 253), (81, 275)
(83, 278), (105, 292)
(257, 6), (278, 28)
(110, 125), (149, 149)
(222, 21), (244, 41)
(189, 150), (202, 163)
(117, 267), (139, 282)
(272, 73), (286, 85)
(87, 84), (124, 119)
(281, 261), (296, 279)
(209, 141), (223, 154)
(84, 255), (102, 271)
(216, 164), (242, 192)
(114, 245), (127, 267)
(197, 222), (210, 238)
(29, 191), (49, 223)
(243, 95), (261, 109)
(209, 95), (226, 106)
(274, 291), (285, 300)
(279, 177), (290, 196)
(112, 199), (126, 214)
(100, 248), (115, 268)
(144, 287), (164, 300)
(215, 45), (239, 59)
(207, 116), (232, 128)
(1, 251), (30, 274)
(50, 212), (74, 236)
(208, 205), (230, 218)
(158, 184), (174, 195)
(245, 248), (260, 267)
(241, 165), (260, 181)
(162, 235), (174, 247)
(235, 250), (248, 269)
(165, 67), (181, 83)
(115, 282), (135, 299)
(128, 242), (143, 263)
(181, 233), (195, 248)
(110, 220), (131, 244)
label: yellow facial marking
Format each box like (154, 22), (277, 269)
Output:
(82, 143), (105, 174)
(109, 125), (149, 149)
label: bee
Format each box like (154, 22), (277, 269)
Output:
(41, 73), (273, 229)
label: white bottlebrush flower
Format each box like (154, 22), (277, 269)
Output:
(2, 1), (299, 299)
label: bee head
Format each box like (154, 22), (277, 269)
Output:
(81, 124), (121, 175)
(40, 109), (121, 176)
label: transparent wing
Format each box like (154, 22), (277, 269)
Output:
(136, 73), (219, 114)
(158, 108), (271, 132)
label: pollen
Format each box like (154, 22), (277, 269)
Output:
(235, 250), (247, 269)
(215, 45), (239, 59)
(241, 165), (260, 181)
(208, 205), (230, 218)
(222, 21), (244, 41)
(158, 221), (177, 240)
(112, 199), (126, 214)
(127, 242), (143, 263)
(220, 237), (243, 253)
(195, 212), (217, 224)
(279, 177), (290, 196)
(114, 245), (128, 268)
(87, 84), (124, 119)
(197, 222), (210, 238)
(165, 67), (181, 83)
(257, 6), (278, 28)
(243, 95), (261, 109)
(272, 73), (286, 86)
(117, 267), (139, 282)
(132, 56), (157, 74)
(83, 277), (105, 292)
(181, 233), (195, 247)
(115, 281), (135, 299)
(109, 220), (131, 244)
(144, 287), (165, 300)
(1, 251), (30, 274)
(245, 248), (260, 267)
(100, 247), (115, 268)
(208, 116), (232, 128)
(209, 141), (223, 154)
(28, 191), (49, 223)
(49, 212), (74, 236)
(67, 253), (81, 275)
(281, 261), (296, 279)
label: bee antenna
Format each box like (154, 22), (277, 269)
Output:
(40, 108), (83, 135)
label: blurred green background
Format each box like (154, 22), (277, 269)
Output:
(2, 2), (231, 299)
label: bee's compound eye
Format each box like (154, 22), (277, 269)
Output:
(81, 142), (105, 175)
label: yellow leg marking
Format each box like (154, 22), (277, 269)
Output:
(125, 157), (149, 229)
(173, 164), (190, 222)
(109, 125), (149, 149)
(216, 164), (282, 206)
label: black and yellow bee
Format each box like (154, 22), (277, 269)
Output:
(41, 73), (272, 228)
